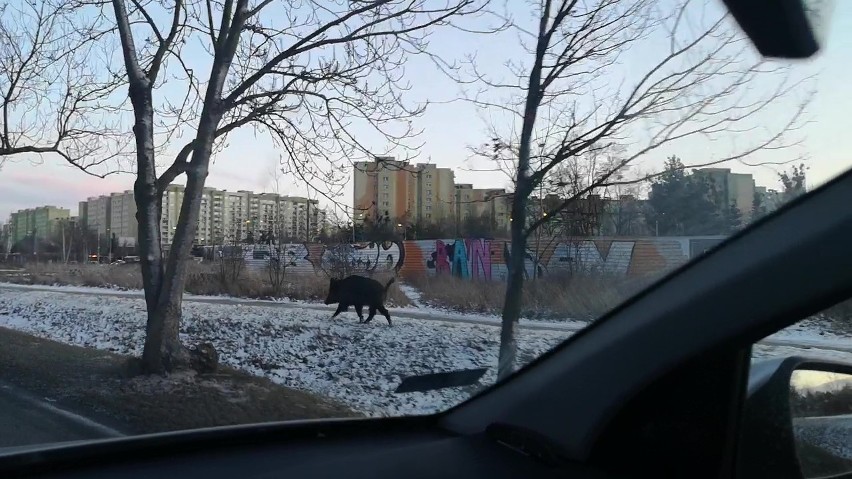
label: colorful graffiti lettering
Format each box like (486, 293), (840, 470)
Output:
(310, 241), (405, 275)
(467, 239), (491, 280)
(426, 239), (493, 279)
(232, 236), (725, 282)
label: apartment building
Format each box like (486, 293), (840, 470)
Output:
(354, 156), (417, 223)
(693, 168), (756, 218)
(8, 206), (71, 243)
(80, 195), (111, 236)
(1, 222), (11, 254)
(353, 156), (455, 225)
(754, 186), (783, 213)
(110, 191), (138, 247)
(80, 185), (324, 247)
(455, 185), (511, 230)
(413, 163), (455, 224)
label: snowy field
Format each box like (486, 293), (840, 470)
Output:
(0, 288), (566, 416)
(0, 284), (850, 416)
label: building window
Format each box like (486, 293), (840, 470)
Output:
(382, 201), (389, 207)
(384, 184), (389, 190)
(382, 193), (388, 199)
(426, 214), (431, 219)
(426, 206), (431, 211)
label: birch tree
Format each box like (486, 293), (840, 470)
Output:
(458, 0), (811, 380)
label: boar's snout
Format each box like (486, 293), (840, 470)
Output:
(324, 278), (338, 304)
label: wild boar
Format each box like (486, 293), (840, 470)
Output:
(324, 275), (395, 326)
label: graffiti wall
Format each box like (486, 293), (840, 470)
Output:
(235, 235), (726, 281)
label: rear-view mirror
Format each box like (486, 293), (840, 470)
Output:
(790, 367), (852, 478)
(739, 356), (852, 478)
(721, 0), (835, 58)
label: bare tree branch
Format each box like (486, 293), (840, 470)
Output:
(454, 0), (813, 379)
(0, 1), (130, 174)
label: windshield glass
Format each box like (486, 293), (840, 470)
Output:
(0, 0), (850, 446)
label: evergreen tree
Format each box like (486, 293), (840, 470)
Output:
(647, 156), (724, 235)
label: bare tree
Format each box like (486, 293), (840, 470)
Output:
(57, 0), (487, 373)
(0, 1), (128, 174)
(217, 242), (245, 292)
(455, 0), (810, 379)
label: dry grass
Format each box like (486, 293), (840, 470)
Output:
(1, 263), (411, 307)
(1, 262), (660, 319)
(408, 273), (650, 320)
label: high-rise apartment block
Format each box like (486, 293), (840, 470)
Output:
(454, 184), (511, 230)
(79, 195), (111, 236)
(8, 206), (71, 243)
(693, 168), (757, 219)
(79, 185), (325, 247)
(353, 156), (511, 229)
(110, 191), (138, 247)
(353, 156), (463, 225)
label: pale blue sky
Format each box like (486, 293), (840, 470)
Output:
(1, 0), (850, 221)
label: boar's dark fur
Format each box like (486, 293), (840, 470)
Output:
(324, 275), (395, 326)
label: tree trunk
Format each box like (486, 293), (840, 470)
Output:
(131, 89), (171, 373)
(496, 4), (549, 380)
(498, 188), (529, 381)
(143, 111), (220, 373)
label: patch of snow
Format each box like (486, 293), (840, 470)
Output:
(0, 282), (144, 296)
(767, 318), (852, 351)
(397, 282), (423, 308)
(0, 282), (588, 328)
(752, 344), (852, 363)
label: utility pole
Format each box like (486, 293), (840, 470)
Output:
(61, 220), (66, 263)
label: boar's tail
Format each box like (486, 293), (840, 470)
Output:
(384, 277), (396, 291)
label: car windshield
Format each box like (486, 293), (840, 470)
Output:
(0, 0), (850, 447)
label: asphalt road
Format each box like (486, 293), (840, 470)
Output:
(0, 383), (121, 452)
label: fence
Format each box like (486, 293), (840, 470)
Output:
(218, 236), (727, 281)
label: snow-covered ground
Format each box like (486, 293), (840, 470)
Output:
(794, 415), (852, 460)
(396, 282), (424, 309)
(0, 282), (591, 330)
(0, 284), (850, 417)
(0, 289), (566, 416)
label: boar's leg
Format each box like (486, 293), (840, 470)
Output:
(364, 306), (377, 324)
(355, 303), (365, 323)
(331, 303), (347, 318)
(378, 305), (392, 326)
